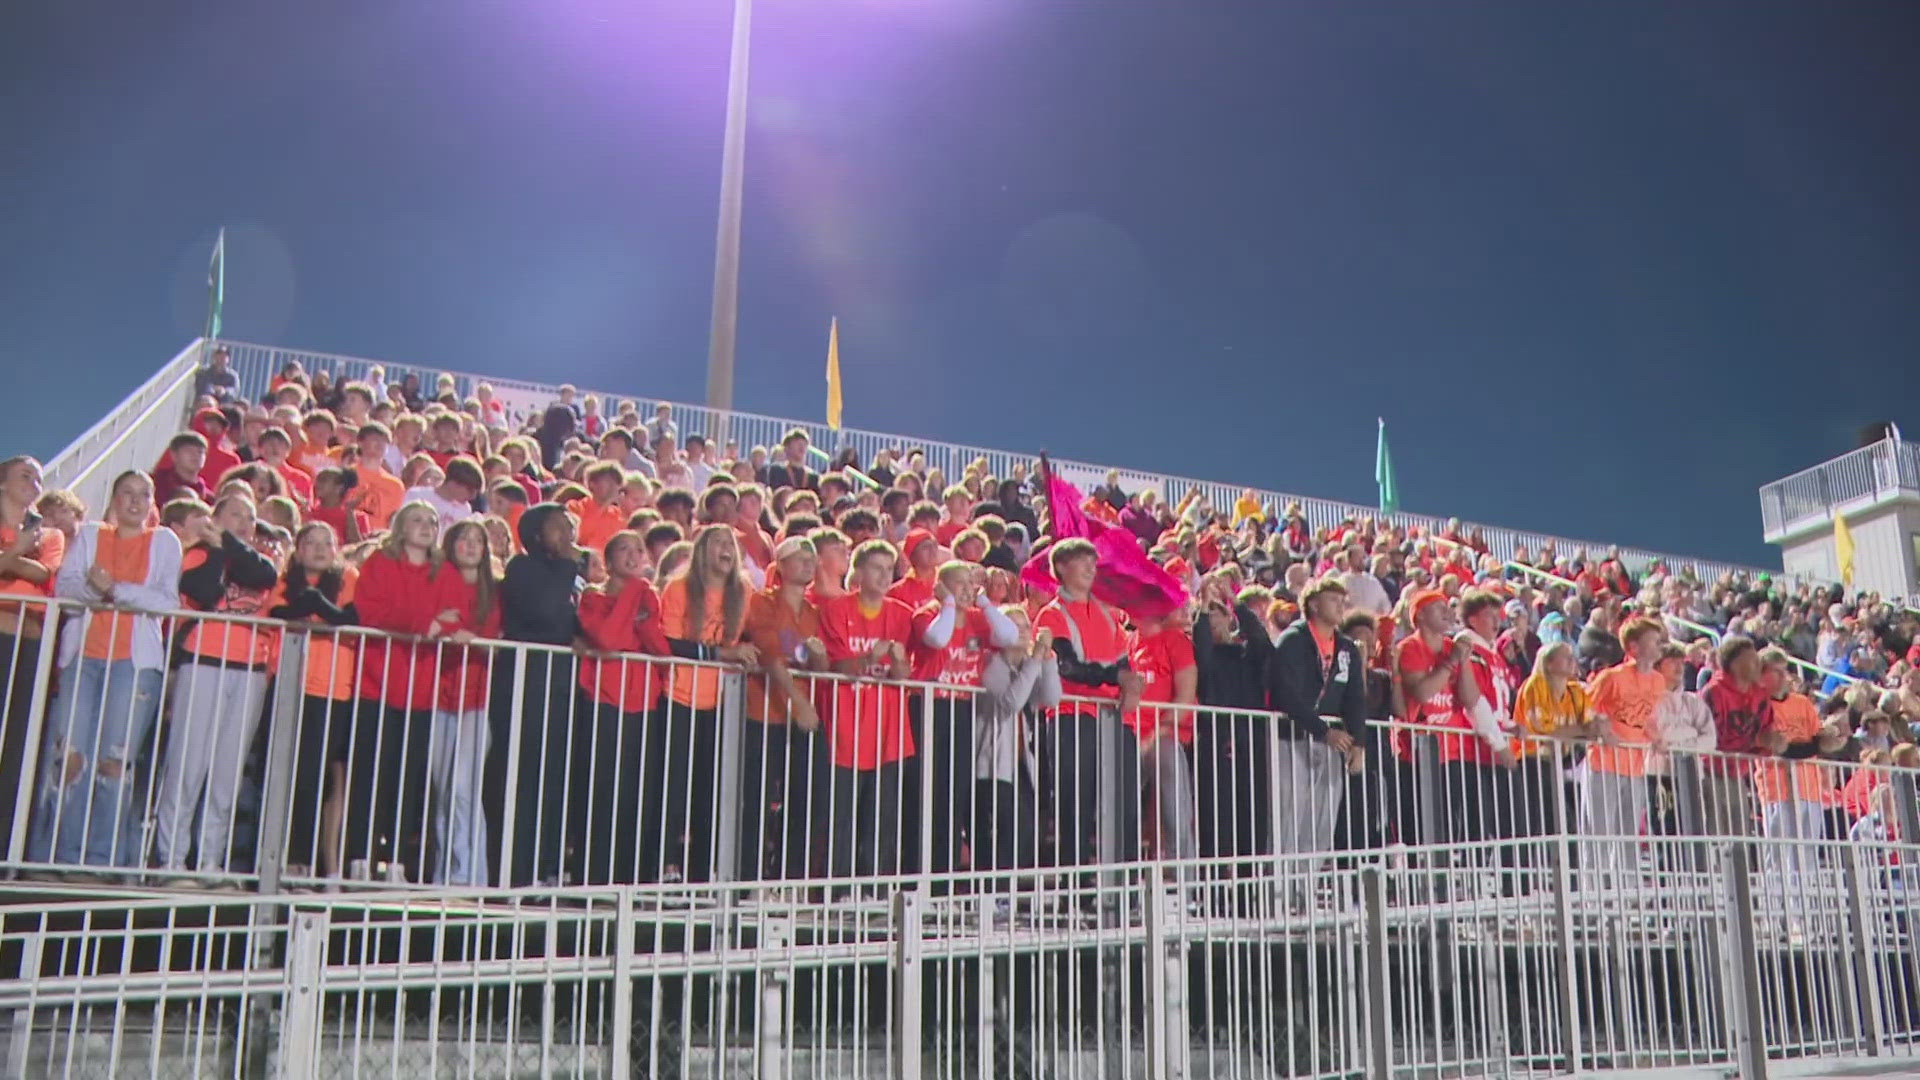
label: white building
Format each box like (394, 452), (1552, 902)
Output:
(1760, 434), (1920, 600)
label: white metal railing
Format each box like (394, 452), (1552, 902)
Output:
(42, 339), (206, 518)
(207, 338), (1780, 585)
(1759, 436), (1920, 539)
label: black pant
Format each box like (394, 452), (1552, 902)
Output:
(1196, 710), (1272, 859)
(1041, 709), (1139, 868)
(640, 699), (719, 885)
(488, 653), (581, 887)
(973, 779), (1033, 874)
(828, 763), (903, 879)
(921, 697), (975, 876)
(344, 702), (431, 873)
(1440, 760), (1500, 845)
(577, 703), (656, 885)
(286, 694), (355, 872)
(0, 630), (43, 859)
(738, 720), (824, 882)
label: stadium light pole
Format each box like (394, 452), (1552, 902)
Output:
(704, 0), (752, 416)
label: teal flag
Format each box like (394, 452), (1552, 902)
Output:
(203, 228), (226, 347)
(1375, 417), (1399, 514)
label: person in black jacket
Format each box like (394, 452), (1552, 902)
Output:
(268, 520), (359, 879)
(1191, 578), (1276, 862)
(1265, 575), (1365, 870)
(491, 502), (587, 886)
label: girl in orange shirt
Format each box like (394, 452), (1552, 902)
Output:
(267, 520), (359, 881)
(656, 524), (755, 883)
(28, 470), (181, 871)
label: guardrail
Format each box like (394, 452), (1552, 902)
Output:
(1759, 437), (1920, 539)
(42, 340), (205, 519)
(208, 338), (1781, 586)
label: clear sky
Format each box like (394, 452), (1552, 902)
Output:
(4, 1), (1918, 566)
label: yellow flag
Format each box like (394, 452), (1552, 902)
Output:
(1834, 512), (1855, 589)
(825, 317), (843, 431)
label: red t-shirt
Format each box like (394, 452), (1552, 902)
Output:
(818, 593), (916, 769)
(1124, 627), (1197, 744)
(1395, 634), (1474, 761)
(308, 505), (370, 544)
(887, 572), (935, 611)
(909, 600), (993, 696)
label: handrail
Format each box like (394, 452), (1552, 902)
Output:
(1503, 561), (1579, 590)
(1661, 614), (1724, 645)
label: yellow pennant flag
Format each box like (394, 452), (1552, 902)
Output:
(1834, 512), (1855, 589)
(825, 317), (843, 431)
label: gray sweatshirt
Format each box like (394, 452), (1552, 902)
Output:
(975, 651), (1061, 785)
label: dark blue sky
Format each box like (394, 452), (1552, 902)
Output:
(5, 1), (1918, 566)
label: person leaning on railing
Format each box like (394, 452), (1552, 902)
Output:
(1267, 575), (1365, 867)
(266, 520), (359, 883)
(0, 455), (63, 855)
(25, 470), (179, 876)
(816, 538), (914, 883)
(422, 519), (502, 887)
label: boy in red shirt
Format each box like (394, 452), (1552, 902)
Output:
(1036, 538), (1144, 868)
(818, 539), (914, 881)
(887, 528), (940, 610)
(1127, 608), (1199, 862)
(910, 560), (1019, 878)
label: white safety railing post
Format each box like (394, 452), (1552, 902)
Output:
(253, 640), (309, 896)
(893, 889), (924, 1080)
(278, 910), (328, 1080)
(610, 888), (635, 1080)
(1841, 851), (1886, 1058)
(5, 604), (60, 863)
(1360, 866), (1392, 1080)
(757, 911), (790, 1080)
(713, 669), (747, 887)
(1722, 845), (1771, 1080)
(1142, 882), (1188, 1080)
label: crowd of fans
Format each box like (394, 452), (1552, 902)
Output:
(0, 344), (1916, 895)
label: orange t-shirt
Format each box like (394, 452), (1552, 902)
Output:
(273, 568), (360, 700)
(0, 523), (64, 635)
(568, 497), (629, 558)
(82, 528), (155, 661)
(1036, 595), (1127, 713)
(354, 468), (407, 531)
(180, 547), (279, 668)
(742, 587), (822, 723)
(1585, 662), (1663, 776)
(658, 576), (737, 709)
(1124, 626), (1198, 744)
(1754, 694), (1828, 804)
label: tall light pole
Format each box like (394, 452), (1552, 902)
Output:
(704, 0), (753, 415)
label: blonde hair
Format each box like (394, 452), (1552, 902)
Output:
(1532, 640), (1575, 680)
(380, 501), (442, 564)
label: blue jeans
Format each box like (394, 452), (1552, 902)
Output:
(26, 658), (163, 868)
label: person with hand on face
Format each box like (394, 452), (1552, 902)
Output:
(737, 536), (831, 882)
(150, 489), (281, 881)
(1125, 602), (1202, 867)
(1267, 575), (1367, 879)
(655, 524), (757, 883)
(1035, 538), (1146, 869)
(1394, 590), (1476, 845)
(575, 530), (671, 885)
(26, 471), (179, 874)
(974, 606), (1060, 877)
(1753, 646), (1831, 896)
(910, 559), (1020, 879)
(267, 520), (360, 883)
(888, 529), (942, 610)
(817, 539), (915, 882)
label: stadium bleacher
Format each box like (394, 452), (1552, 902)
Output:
(3, 336), (1920, 1079)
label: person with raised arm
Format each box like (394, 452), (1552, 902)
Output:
(267, 520), (359, 882)
(0, 455), (64, 851)
(738, 536), (830, 882)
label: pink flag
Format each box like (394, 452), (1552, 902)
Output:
(1021, 470), (1189, 619)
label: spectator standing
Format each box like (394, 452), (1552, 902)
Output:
(1699, 637), (1773, 836)
(644, 404), (678, 449)
(738, 537), (829, 882)
(1577, 605), (1624, 677)
(1267, 576), (1365, 875)
(974, 606), (1058, 875)
(1755, 647), (1831, 896)
(267, 521), (359, 881)
(420, 521), (501, 886)
(152, 491), (280, 879)
(576, 530), (671, 883)
(0, 456), (63, 850)
(153, 433), (212, 506)
(1037, 539), (1144, 870)
(1649, 642), (1716, 836)
(817, 539), (915, 881)
(404, 457), (482, 541)
(764, 430), (819, 493)
(1191, 579), (1275, 861)
(1581, 617), (1665, 891)
(658, 524), (755, 883)
(26, 471), (177, 872)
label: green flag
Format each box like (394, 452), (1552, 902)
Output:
(203, 228), (226, 348)
(1375, 417), (1399, 514)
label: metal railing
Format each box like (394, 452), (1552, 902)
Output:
(42, 340), (206, 519)
(3, 592), (1920, 1077)
(1760, 436), (1920, 539)
(208, 338), (1780, 585)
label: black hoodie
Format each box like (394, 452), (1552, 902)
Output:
(501, 503), (584, 645)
